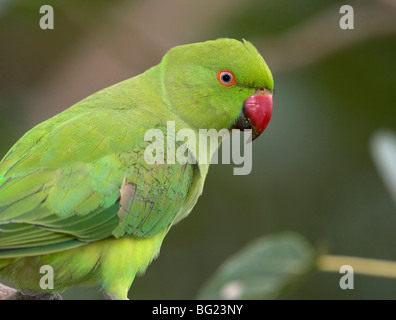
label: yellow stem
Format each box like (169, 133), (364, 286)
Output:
(317, 255), (396, 279)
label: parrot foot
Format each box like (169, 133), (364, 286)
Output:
(7, 291), (63, 300)
(103, 292), (130, 300)
(103, 292), (117, 300)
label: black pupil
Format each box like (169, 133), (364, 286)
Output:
(221, 73), (231, 83)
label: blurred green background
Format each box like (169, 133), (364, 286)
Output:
(1, 0), (396, 299)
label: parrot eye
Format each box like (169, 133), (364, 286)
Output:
(217, 69), (235, 86)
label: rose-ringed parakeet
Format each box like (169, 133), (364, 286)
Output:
(0, 38), (273, 300)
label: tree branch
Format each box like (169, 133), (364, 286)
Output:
(317, 255), (396, 279)
(0, 282), (17, 300)
(0, 283), (63, 300)
(256, 1), (396, 74)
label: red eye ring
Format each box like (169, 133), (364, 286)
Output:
(217, 69), (235, 86)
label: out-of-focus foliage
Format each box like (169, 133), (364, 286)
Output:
(198, 232), (315, 300)
(199, 129), (396, 300)
(0, 0), (125, 90)
(371, 130), (396, 205)
(0, 0), (395, 299)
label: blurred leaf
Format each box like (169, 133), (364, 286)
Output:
(0, 0), (12, 17)
(370, 129), (396, 205)
(197, 232), (315, 300)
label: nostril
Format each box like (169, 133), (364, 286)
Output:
(256, 88), (273, 95)
(257, 88), (267, 95)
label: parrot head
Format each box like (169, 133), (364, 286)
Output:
(161, 38), (274, 141)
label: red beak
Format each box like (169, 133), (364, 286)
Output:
(232, 89), (273, 141)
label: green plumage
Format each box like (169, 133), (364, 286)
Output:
(0, 38), (273, 299)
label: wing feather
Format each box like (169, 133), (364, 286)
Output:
(0, 108), (200, 258)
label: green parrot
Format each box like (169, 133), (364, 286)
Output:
(0, 38), (273, 300)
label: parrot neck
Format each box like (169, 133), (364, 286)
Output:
(135, 66), (221, 173)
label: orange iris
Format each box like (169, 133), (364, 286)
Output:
(217, 69), (235, 86)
